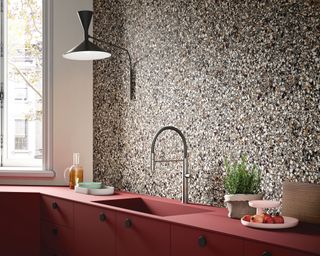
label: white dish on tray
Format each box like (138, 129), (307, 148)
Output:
(249, 200), (280, 214)
(241, 216), (299, 229)
(249, 200), (280, 208)
(75, 185), (114, 195)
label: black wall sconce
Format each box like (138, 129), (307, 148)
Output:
(63, 10), (135, 100)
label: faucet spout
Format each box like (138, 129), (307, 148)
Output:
(151, 126), (189, 203)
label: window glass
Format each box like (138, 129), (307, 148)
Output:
(1, 0), (43, 166)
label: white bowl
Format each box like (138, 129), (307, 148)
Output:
(249, 200), (280, 208)
(249, 200), (280, 214)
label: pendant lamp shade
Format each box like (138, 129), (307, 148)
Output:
(63, 10), (111, 60)
(63, 40), (111, 60)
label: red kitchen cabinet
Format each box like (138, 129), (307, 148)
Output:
(0, 192), (40, 256)
(41, 221), (74, 256)
(40, 195), (74, 255)
(171, 224), (244, 256)
(116, 212), (171, 256)
(244, 240), (315, 256)
(0, 189), (318, 256)
(74, 203), (116, 256)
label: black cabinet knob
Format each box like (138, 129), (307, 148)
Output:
(52, 228), (58, 236)
(198, 235), (207, 247)
(99, 212), (107, 222)
(262, 252), (272, 256)
(124, 218), (132, 228)
(52, 202), (58, 209)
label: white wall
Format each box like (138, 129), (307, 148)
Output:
(0, 0), (93, 185)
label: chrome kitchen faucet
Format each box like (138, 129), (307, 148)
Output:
(151, 126), (190, 204)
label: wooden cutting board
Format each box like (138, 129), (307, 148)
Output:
(282, 181), (320, 224)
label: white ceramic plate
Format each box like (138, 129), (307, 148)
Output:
(241, 216), (299, 229)
(75, 185), (114, 196)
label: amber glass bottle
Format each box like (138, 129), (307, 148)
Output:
(67, 153), (84, 189)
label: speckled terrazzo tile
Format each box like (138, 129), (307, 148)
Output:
(93, 0), (320, 207)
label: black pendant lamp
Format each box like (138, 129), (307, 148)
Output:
(63, 10), (135, 99)
(63, 11), (111, 60)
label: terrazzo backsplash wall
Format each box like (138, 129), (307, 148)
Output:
(93, 0), (320, 206)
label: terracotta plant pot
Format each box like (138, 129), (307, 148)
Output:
(224, 194), (263, 219)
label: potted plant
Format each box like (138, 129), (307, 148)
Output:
(223, 155), (262, 219)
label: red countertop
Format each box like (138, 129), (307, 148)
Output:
(1, 186), (319, 255)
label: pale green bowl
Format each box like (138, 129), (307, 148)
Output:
(78, 182), (102, 189)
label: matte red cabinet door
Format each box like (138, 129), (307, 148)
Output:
(0, 192), (40, 256)
(244, 240), (314, 256)
(171, 224), (244, 256)
(41, 221), (74, 256)
(74, 203), (116, 256)
(116, 212), (170, 256)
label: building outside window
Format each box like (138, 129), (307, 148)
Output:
(14, 86), (28, 101)
(14, 119), (28, 150)
(0, 0), (46, 168)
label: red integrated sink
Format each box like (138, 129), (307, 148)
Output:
(94, 197), (212, 216)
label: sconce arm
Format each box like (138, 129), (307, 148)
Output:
(89, 35), (135, 100)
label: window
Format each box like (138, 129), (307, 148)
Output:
(0, 0), (51, 170)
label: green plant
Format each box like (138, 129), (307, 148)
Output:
(223, 155), (261, 194)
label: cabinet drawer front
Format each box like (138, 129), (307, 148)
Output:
(244, 240), (313, 256)
(41, 195), (74, 227)
(41, 221), (74, 256)
(171, 224), (244, 256)
(74, 203), (116, 256)
(116, 212), (170, 256)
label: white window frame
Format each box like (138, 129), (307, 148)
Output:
(0, 0), (54, 177)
